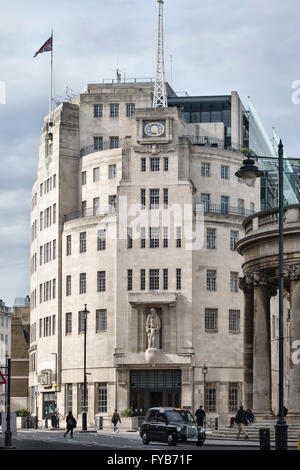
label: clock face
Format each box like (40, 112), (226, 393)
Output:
(144, 121), (166, 137)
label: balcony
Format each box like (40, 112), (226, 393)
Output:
(195, 203), (254, 218)
(64, 205), (117, 222)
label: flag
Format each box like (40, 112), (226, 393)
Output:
(33, 36), (53, 58)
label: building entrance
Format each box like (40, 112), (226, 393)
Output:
(42, 392), (56, 418)
(130, 370), (181, 414)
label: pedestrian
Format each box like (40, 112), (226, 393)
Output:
(246, 409), (255, 423)
(64, 411), (77, 439)
(235, 406), (248, 440)
(195, 405), (206, 427)
(112, 409), (121, 433)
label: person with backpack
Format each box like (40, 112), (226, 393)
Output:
(64, 411), (77, 438)
(235, 405), (248, 440)
(111, 409), (121, 433)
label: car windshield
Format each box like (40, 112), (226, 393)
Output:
(165, 410), (195, 424)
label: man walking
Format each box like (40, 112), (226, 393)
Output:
(64, 411), (77, 439)
(112, 409), (121, 433)
(235, 405), (248, 440)
(195, 405), (206, 427)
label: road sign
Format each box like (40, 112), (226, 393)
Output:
(0, 371), (6, 385)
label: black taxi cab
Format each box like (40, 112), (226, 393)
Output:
(139, 407), (206, 446)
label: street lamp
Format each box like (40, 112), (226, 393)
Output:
(235, 141), (288, 450)
(81, 304), (89, 431)
(201, 364), (208, 410)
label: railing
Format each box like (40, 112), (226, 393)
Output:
(183, 135), (244, 153)
(195, 203), (254, 218)
(101, 77), (154, 84)
(64, 205), (117, 222)
(80, 138), (129, 158)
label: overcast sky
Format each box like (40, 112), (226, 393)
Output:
(1, 0), (300, 306)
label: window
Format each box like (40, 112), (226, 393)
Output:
(108, 164), (116, 179)
(80, 273), (86, 294)
(80, 384), (88, 411)
(201, 193), (210, 212)
(66, 384), (73, 412)
(65, 312), (72, 334)
(40, 183), (43, 197)
(110, 136), (119, 149)
(250, 202), (255, 212)
(176, 268), (182, 290)
(93, 167), (100, 182)
(229, 310), (240, 332)
(221, 196), (229, 214)
(163, 188), (168, 209)
(94, 136), (103, 151)
(40, 211), (43, 231)
(93, 197), (100, 216)
(149, 227), (159, 248)
(150, 157), (160, 171)
(52, 315), (56, 335)
(207, 270), (216, 291)
(205, 308), (218, 330)
(207, 228), (216, 249)
(53, 239), (56, 260)
(97, 229), (106, 251)
(141, 157), (146, 172)
(140, 227), (146, 248)
(78, 311), (87, 333)
(127, 269), (133, 291)
(40, 246), (43, 265)
(53, 279), (56, 299)
(80, 232), (87, 253)
(149, 269), (159, 291)
(53, 174), (56, 188)
(96, 384), (107, 413)
(164, 157), (169, 171)
(81, 171), (87, 185)
(126, 103), (135, 117)
(229, 383), (239, 412)
(140, 189), (146, 210)
(140, 269), (146, 290)
(176, 226), (182, 248)
(66, 275), (71, 297)
(66, 235), (72, 256)
(221, 165), (230, 180)
(149, 188), (159, 209)
(201, 163), (210, 177)
(230, 230), (239, 251)
(127, 227), (133, 248)
(230, 272), (239, 293)
(163, 226), (169, 248)
(94, 104), (103, 118)
(96, 310), (107, 332)
(81, 201), (87, 217)
(163, 269), (168, 290)
(205, 384), (216, 412)
(109, 195), (117, 212)
(238, 198), (245, 216)
(97, 271), (106, 292)
(110, 103), (119, 117)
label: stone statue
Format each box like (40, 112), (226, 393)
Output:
(146, 308), (161, 350)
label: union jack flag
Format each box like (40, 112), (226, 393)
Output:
(33, 36), (53, 58)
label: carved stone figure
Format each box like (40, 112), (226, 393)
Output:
(146, 308), (161, 350)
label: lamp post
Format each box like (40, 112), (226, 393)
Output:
(235, 142), (288, 450)
(81, 304), (89, 431)
(201, 364), (208, 410)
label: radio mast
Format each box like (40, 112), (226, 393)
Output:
(153, 0), (167, 108)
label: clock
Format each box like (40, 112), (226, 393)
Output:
(143, 121), (166, 138)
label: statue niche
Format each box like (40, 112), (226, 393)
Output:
(145, 307), (161, 350)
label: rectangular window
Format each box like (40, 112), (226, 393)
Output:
(80, 232), (87, 253)
(205, 384), (216, 412)
(140, 227), (146, 248)
(176, 226), (182, 248)
(40, 246), (43, 265)
(149, 188), (159, 209)
(97, 229), (106, 251)
(221, 196), (229, 214)
(163, 227), (168, 248)
(66, 275), (71, 296)
(126, 103), (135, 117)
(229, 383), (239, 412)
(205, 308), (218, 330)
(140, 189), (146, 210)
(163, 188), (168, 209)
(238, 198), (245, 216)
(109, 136), (119, 149)
(140, 269), (146, 290)
(66, 384), (73, 412)
(40, 183), (43, 197)
(109, 195), (117, 213)
(96, 310), (107, 332)
(93, 197), (100, 216)
(53, 239), (56, 260)
(201, 162), (210, 177)
(108, 164), (117, 179)
(150, 157), (160, 172)
(53, 203), (56, 224)
(163, 269), (168, 290)
(81, 171), (87, 185)
(149, 227), (159, 248)
(221, 165), (230, 180)
(66, 235), (72, 256)
(93, 167), (100, 182)
(229, 309), (240, 332)
(201, 193), (210, 212)
(127, 227), (133, 249)
(40, 211), (43, 231)
(250, 201), (255, 212)
(207, 270), (217, 291)
(110, 103), (119, 117)
(97, 271), (106, 292)
(81, 201), (87, 217)
(176, 268), (182, 290)
(66, 312), (72, 334)
(230, 272), (239, 293)
(127, 269), (133, 291)
(164, 157), (169, 171)
(141, 157), (146, 172)
(53, 174), (56, 188)
(96, 384), (107, 413)
(207, 228), (216, 249)
(52, 279), (56, 299)
(94, 104), (103, 118)
(80, 384), (88, 411)
(230, 230), (239, 251)
(149, 269), (159, 291)
(80, 273), (86, 294)
(93, 136), (103, 151)
(78, 311), (87, 333)
(52, 315), (56, 335)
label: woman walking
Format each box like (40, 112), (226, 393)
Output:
(64, 411), (77, 439)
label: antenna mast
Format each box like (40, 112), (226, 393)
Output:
(153, 0), (167, 108)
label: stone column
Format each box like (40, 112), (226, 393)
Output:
(239, 275), (254, 410)
(288, 267), (300, 415)
(252, 278), (272, 415)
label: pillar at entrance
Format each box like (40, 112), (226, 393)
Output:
(289, 278), (300, 416)
(253, 283), (272, 415)
(243, 289), (254, 410)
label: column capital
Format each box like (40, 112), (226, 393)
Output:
(284, 264), (300, 281)
(240, 270), (277, 296)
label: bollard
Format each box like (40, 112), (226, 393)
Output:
(215, 417), (219, 430)
(259, 428), (270, 451)
(45, 416), (48, 428)
(99, 416), (103, 430)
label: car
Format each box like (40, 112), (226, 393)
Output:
(139, 407), (206, 446)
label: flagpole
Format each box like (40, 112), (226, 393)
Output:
(49, 29), (53, 120)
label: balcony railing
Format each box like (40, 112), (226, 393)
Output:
(64, 205), (117, 222)
(195, 203), (254, 218)
(80, 138), (128, 157)
(183, 135), (244, 153)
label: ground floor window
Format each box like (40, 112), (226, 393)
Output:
(228, 383), (239, 412)
(205, 383), (217, 412)
(96, 383), (107, 413)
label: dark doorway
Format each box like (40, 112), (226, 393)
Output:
(150, 392), (163, 408)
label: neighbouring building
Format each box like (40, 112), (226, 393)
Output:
(0, 299), (13, 411)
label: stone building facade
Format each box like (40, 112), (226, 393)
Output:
(0, 299), (12, 411)
(29, 82), (260, 425)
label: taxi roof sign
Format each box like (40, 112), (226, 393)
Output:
(0, 371), (6, 385)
